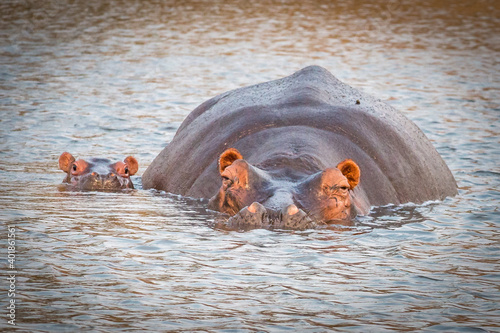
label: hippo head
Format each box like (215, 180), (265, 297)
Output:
(208, 148), (360, 229)
(58, 152), (138, 191)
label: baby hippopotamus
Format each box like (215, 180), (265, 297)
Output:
(58, 152), (138, 191)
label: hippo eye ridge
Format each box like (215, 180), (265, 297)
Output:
(324, 184), (350, 197)
(331, 185), (349, 191)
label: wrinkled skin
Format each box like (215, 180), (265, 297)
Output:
(142, 66), (457, 230)
(58, 152), (138, 191)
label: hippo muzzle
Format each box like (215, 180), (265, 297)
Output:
(77, 172), (132, 191)
(224, 202), (325, 230)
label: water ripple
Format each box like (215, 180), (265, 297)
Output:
(1, 0), (499, 331)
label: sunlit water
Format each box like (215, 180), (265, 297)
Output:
(1, 1), (499, 332)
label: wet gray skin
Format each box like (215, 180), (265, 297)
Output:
(58, 152), (138, 191)
(142, 66), (457, 230)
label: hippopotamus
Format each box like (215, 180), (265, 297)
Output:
(58, 152), (138, 191)
(142, 66), (457, 229)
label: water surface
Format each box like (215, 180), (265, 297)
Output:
(1, 0), (499, 331)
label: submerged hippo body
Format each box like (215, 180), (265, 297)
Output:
(142, 66), (457, 229)
(59, 152), (138, 191)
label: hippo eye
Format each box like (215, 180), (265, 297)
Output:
(124, 167), (129, 174)
(72, 164), (77, 171)
(340, 186), (349, 191)
(222, 176), (233, 188)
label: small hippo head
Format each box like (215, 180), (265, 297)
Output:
(208, 148), (360, 229)
(58, 152), (138, 191)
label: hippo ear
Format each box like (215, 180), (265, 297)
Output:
(59, 152), (76, 173)
(336, 159), (360, 190)
(124, 156), (139, 176)
(218, 148), (243, 174)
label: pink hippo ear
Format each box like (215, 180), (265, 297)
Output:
(124, 156), (139, 176)
(336, 159), (360, 190)
(59, 152), (76, 173)
(218, 148), (243, 174)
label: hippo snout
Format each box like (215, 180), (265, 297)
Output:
(80, 172), (119, 190)
(225, 202), (325, 230)
(88, 172), (111, 182)
(95, 173), (130, 190)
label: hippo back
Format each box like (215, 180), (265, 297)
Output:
(142, 66), (457, 208)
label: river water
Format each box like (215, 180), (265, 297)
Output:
(1, 0), (499, 332)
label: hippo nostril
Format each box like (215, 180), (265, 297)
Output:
(225, 202), (270, 230)
(105, 173), (117, 179)
(248, 202), (258, 213)
(284, 204), (299, 216)
(248, 202), (266, 214)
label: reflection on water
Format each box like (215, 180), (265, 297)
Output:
(1, 0), (499, 331)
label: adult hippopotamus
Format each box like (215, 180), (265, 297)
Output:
(58, 152), (138, 191)
(142, 66), (457, 229)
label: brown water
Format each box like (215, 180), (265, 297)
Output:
(1, 0), (499, 332)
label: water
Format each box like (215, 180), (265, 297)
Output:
(1, 0), (499, 331)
